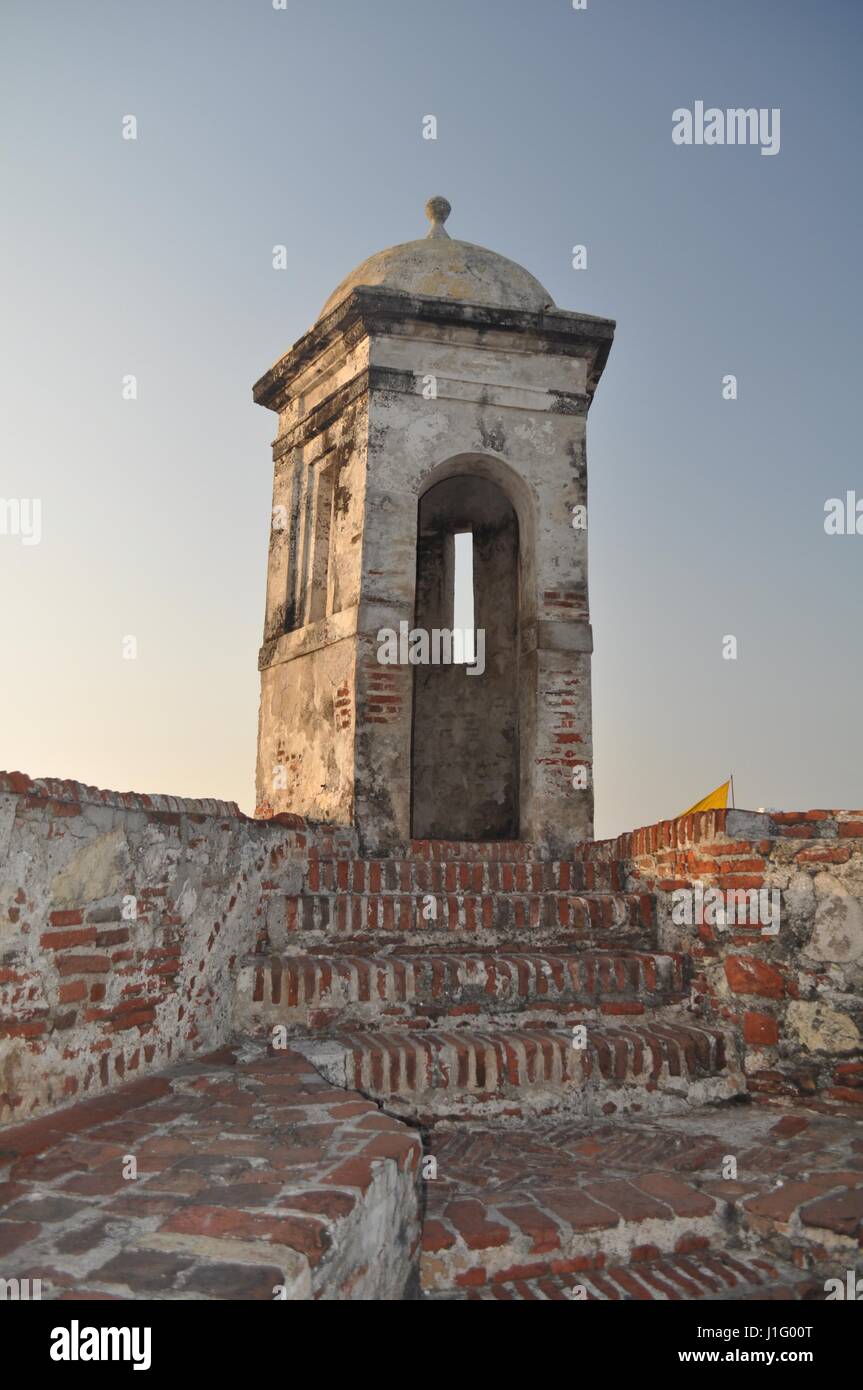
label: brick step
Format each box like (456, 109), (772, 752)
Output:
(307, 858), (626, 894)
(419, 1107), (862, 1298)
(407, 840), (557, 863)
(236, 949), (690, 1033)
(266, 890), (655, 949)
(425, 1251), (824, 1301)
(291, 1021), (740, 1122)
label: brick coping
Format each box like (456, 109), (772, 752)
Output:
(583, 807), (863, 860)
(3, 768), (861, 852)
(0, 769), (338, 833)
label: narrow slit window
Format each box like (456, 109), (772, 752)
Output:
(452, 530), (475, 664)
(307, 462), (335, 624)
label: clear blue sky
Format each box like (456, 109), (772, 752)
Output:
(1, 0), (861, 837)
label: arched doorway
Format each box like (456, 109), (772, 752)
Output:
(410, 474), (520, 840)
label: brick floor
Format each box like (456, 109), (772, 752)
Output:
(2, 1044), (861, 1300)
(0, 1043), (421, 1300)
(421, 1097), (863, 1297)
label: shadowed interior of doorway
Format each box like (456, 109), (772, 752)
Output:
(411, 473), (520, 840)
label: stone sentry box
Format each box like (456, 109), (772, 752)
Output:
(252, 199), (614, 853)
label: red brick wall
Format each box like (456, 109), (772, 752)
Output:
(579, 808), (863, 1101)
(0, 771), (355, 1125)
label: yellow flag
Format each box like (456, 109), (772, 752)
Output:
(678, 780), (730, 817)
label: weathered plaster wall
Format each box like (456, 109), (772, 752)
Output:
(578, 808), (863, 1101)
(257, 637), (357, 825)
(0, 771), (355, 1126)
(254, 333), (370, 824)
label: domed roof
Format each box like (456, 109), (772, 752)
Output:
(318, 197), (555, 322)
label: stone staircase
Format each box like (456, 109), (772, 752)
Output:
(2, 834), (859, 1302)
(220, 840), (863, 1303)
(4, 779), (862, 1301)
(235, 839), (744, 1125)
(4, 1031), (855, 1304)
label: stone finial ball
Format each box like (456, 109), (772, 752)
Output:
(425, 196), (452, 226)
